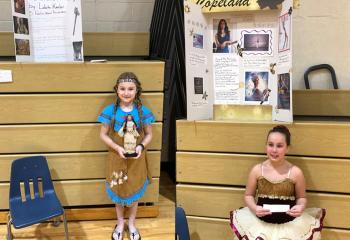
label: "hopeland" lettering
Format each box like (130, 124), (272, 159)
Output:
(196, 0), (251, 11)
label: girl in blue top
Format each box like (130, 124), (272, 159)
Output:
(98, 72), (155, 240)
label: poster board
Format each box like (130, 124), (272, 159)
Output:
(185, 0), (294, 122)
(11, 0), (83, 62)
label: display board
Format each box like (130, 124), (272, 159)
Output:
(185, 0), (294, 122)
(11, 0), (83, 62)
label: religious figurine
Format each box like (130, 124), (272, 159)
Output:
(118, 114), (140, 157)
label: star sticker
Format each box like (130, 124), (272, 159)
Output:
(270, 63), (276, 74)
(185, 5), (190, 13)
(236, 43), (244, 57)
(202, 91), (208, 100)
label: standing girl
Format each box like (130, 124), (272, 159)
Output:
(230, 125), (325, 240)
(98, 72), (155, 240)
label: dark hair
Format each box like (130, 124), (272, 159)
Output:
(122, 114), (137, 133)
(113, 72), (144, 132)
(267, 125), (291, 146)
(217, 19), (229, 36)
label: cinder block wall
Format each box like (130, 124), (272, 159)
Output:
(0, 0), (155, 32)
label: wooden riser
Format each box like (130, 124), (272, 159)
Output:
(0, 61), (164, 92)
(0, 123), (162, 153)
(177, 152), (350, 193)
(0, 32), (150, 57)
(0, 93), (163, 123)
(0, 151), (161, 181)
(177, 120), (350, 158)
(177, 184), (350, 229)
(0, 178), (159, 209)
(0, 206), (159, 223)
(186, 216), (350, 240)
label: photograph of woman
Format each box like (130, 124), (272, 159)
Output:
(213, 19), (234, 53)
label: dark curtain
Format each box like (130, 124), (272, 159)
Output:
(149, 0), (186, 180)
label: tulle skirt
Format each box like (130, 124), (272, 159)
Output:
(230, 207), (325, 240)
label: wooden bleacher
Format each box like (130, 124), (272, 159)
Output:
(0, 59), (165, 222)
(176, 90), (350, 240)
(0, 32), (149, 57)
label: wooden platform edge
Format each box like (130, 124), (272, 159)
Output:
(186, 215), (350, 240)
(0, 205), (159, 223)
(0, 32), (150, 57)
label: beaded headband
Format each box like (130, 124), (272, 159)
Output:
(117, 77), (137, 84)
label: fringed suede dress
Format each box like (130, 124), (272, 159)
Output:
(230, 165), (325, 240)
(98, 103), (155, 206)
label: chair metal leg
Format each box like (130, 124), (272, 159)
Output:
(7, 213), (13, 240)
(62, 210), (69, 240)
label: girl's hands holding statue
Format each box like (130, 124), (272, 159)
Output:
(114, 144), (126, 159)
(134, 144), (144, 159)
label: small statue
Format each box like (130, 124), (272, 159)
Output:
(118, 114), (140, 158)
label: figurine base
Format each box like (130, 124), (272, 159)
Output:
(125, 152), (137, 158)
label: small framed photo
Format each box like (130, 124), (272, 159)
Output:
(193, 33), (203, 49)
(194, 77), (203, 94)
(240, 29), (273, 56)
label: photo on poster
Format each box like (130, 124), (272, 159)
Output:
(14, 0), (25, 14)
(194, 77), (204, 94)
(72, 41), (83, 61)
(277, 72), (290, 109)
(278, 13), (291, 52)
(213, 18), (234, 53)
(193, 33), (204, 49)
(240, 29), (273, 55)
(15, 39), (30, 55)
(13, 16), (29, 35)
(245, 71), (269, 102)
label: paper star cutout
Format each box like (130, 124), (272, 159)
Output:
(202, 91), (208, 100)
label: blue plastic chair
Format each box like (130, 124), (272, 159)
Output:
(7, 156), (69, 239)
(176, 207), (190, 240)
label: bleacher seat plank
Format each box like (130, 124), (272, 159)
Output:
(0, 32), (150, 57)
(186, 216), (350, 240)
(177, 152), (350, 193)
(0, 32), (14, 56)
(0, 151), (161, 181)
(0, 123), (162, 153)
(187, 216), (232, 240)
(294, 90), (350, 116)
(0, 61), (164, 92)
(177, 120), (350, 158)
(0, 178), (159, 209)
(0, 205), (159, 223)
(177, 184), (350, 229)
(0, 93), (163, 123)
(83, 32), (149, 56)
